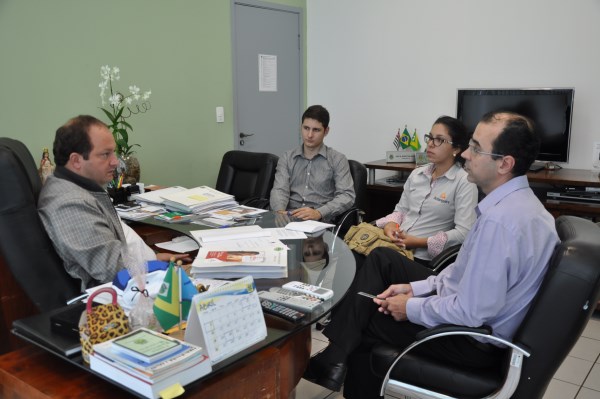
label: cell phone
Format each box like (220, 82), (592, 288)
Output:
(357, 291), (379, 299)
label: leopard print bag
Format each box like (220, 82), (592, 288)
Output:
(79, 287), (130, 363)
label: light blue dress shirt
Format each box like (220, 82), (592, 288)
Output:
(407, 175), (559, 344)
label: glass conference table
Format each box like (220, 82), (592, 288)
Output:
(8, 211), (356, 398)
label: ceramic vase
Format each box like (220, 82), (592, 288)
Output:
(122, 155), (141, 184)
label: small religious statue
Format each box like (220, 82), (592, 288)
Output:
(39, 147), (55, 184)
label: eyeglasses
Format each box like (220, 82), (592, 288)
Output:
(424, 134), (453, 147)
(467, 140), (504, 158)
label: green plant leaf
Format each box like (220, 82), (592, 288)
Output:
(121, 120), (133, 130)
(100, 108), (118, 124)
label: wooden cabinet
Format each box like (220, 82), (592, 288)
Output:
(364, 160), (600, 222)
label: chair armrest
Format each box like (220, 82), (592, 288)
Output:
(428, 244), (461, 273)
(379, 325), (531, 398)
(332, 207), (365, 237)
(409, 324), (529, 355)
(415, 324), (492, 340)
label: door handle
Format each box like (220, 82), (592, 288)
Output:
(239, 132), (255, 138)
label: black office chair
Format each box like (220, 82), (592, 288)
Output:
(368, 215), (600, 399)
(215, 150), (279, 209)
(0, 138), (81, 312)
(333, 159), (367, 238)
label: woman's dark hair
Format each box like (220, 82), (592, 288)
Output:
(53, 115), (107, 167)
(482, 111), (540, 176)
(433, 115), (469, 165)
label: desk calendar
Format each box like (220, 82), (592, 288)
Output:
(184, 276), (267, 364)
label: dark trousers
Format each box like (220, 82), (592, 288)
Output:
(352, 249), (429, 272)
(324, 247), (503, 399)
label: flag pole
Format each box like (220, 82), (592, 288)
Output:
(177, 260), (183, 332)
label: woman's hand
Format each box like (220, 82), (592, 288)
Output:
(383, 222), (405, 247)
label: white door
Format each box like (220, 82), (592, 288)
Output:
(232, 0), (303, 155)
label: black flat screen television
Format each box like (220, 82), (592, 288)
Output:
(456, 88), (575, 164)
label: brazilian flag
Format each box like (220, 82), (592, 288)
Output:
(153, 262), (198, 331)
(400, 126), (411, 149)
(409, 129), (421, 151)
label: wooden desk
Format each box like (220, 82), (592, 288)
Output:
(364, 159), (600, 221)
(2, 216), (356, 398)
(0, 328), (310, 399)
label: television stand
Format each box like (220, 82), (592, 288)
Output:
(364, 159), (600, 222)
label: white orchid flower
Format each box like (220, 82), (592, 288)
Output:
(109, 94), (121, 107)
(100, 65), (111, 79)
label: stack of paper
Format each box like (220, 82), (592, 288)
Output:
(160, 186), (237, 214)
(190, 225), (271, 243)
(190, 226), (288, 279)
(131, 186), (187, 206)
(204, 205), (268, 220)
(90, 328), (211, 399)
(285, 220), (336, 233)
(117, 205), (164, 221)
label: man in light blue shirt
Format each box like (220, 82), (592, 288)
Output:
(303, 111), (560, 398)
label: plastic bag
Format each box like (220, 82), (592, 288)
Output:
(121, 246), (157, 330)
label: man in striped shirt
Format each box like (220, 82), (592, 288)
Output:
(269, 105), (355, 222)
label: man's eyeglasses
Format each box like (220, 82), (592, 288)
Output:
(423, 134), (453, 147)
(467, 140), (504, 158)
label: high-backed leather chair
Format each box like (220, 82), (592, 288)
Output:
(215, 150), (278, 209)
(334, 159), (367, 237)
(0, 138), (80, 314)
(369, 215), (600, 399)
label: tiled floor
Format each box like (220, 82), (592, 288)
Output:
(295, 312), (600, 399)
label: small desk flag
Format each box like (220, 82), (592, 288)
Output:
(393, 129), (401, 151)
(400, 125), (411, 149)
(409, 129), (421, 151)
(153, 262), (198, 331)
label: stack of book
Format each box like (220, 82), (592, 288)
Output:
(160, 186), (237, 214)
(90, 328), (211, 399)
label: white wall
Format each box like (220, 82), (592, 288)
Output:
(307, 0), (600, 170)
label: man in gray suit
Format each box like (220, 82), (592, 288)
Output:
(38, 115), (186, 290)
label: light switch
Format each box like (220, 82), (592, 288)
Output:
(216, 106), (225, 123)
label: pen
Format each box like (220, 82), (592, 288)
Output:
(358, 291), (380, 299)
(66, 293), (89, 305)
